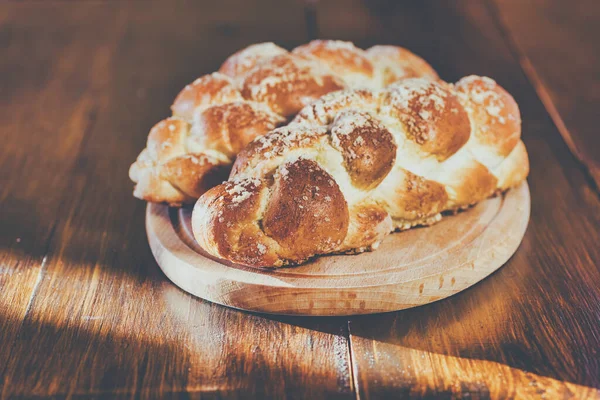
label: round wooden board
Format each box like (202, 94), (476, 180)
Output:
(147, 182), (530, 316)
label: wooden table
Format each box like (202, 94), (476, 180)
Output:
(1, 1), (599, 398)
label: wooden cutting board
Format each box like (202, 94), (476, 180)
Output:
(146, 182), (530, 316)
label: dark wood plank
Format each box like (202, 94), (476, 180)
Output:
(315, 0), (600, 398)
(0, 1), (354, 398)
(0, 3), (127, 378)
(490, 0), (600, 190)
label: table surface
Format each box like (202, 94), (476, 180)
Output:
(1, 0), (599, 398)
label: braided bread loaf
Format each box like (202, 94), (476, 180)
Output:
(192, 76), (529, 268)
(129, 40), (438, 205)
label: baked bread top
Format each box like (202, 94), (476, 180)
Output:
(129, 40), (437, 205)
(192, 76), (529, 268)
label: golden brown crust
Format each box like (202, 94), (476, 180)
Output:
(218, 43), (288, 79)
(444, 159), (499, 207)
(159, 155), (230, 200)
(338, 203), (392, 252)
(131, 41), (440, 205)
(191, 102), (284, 158)
(263, 159), (349, 262)
(145, 118), (188, 162)
(293, 40), (375, 86)
(381, 79), (471, 161)
(330, 111), (396, 190)
(241, 54), (345, 117)
(128, 118), (230, 206)
(230, 125), (328, 178)
(377, 168), (449, 223)
(366, 45), (438, 85)
(455, 76), (521, 157)
(171, 73), (243, 121)
(495, 140), (529, 190)
(129, 151), (229, 207)
(193, 76), (530, 268)
(292, 89), (378, 127)
(192, 178), (283, 267)
(192, 159), (350, 267)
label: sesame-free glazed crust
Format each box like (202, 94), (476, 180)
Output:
(129, 40), (438, 205)
(193, 76), (530, 267)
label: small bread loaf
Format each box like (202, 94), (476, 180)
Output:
(129, 40), (437, 205)
(192, 76), (529, 268)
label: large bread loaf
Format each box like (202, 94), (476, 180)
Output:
(192, 76), (529, 267)
(129, 41), (437, 205)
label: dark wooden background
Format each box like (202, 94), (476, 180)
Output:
(1, 0), (599, 398)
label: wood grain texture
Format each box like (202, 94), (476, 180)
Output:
(314, 0), (600, 397)
(0, 3), (125, 380)
(0, 1), (353, 399)
(148, 184), (529, 316)
(490, 0), (600, 190)
(1, 0), (599, 398)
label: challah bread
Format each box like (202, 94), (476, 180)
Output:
(192, 76), (529, 268)
(129, 40), (438, 205)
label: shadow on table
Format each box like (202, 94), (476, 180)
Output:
(0, 285), (353, 399)
(0, 253), (352, 399)
(261, 231), (600, 392)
